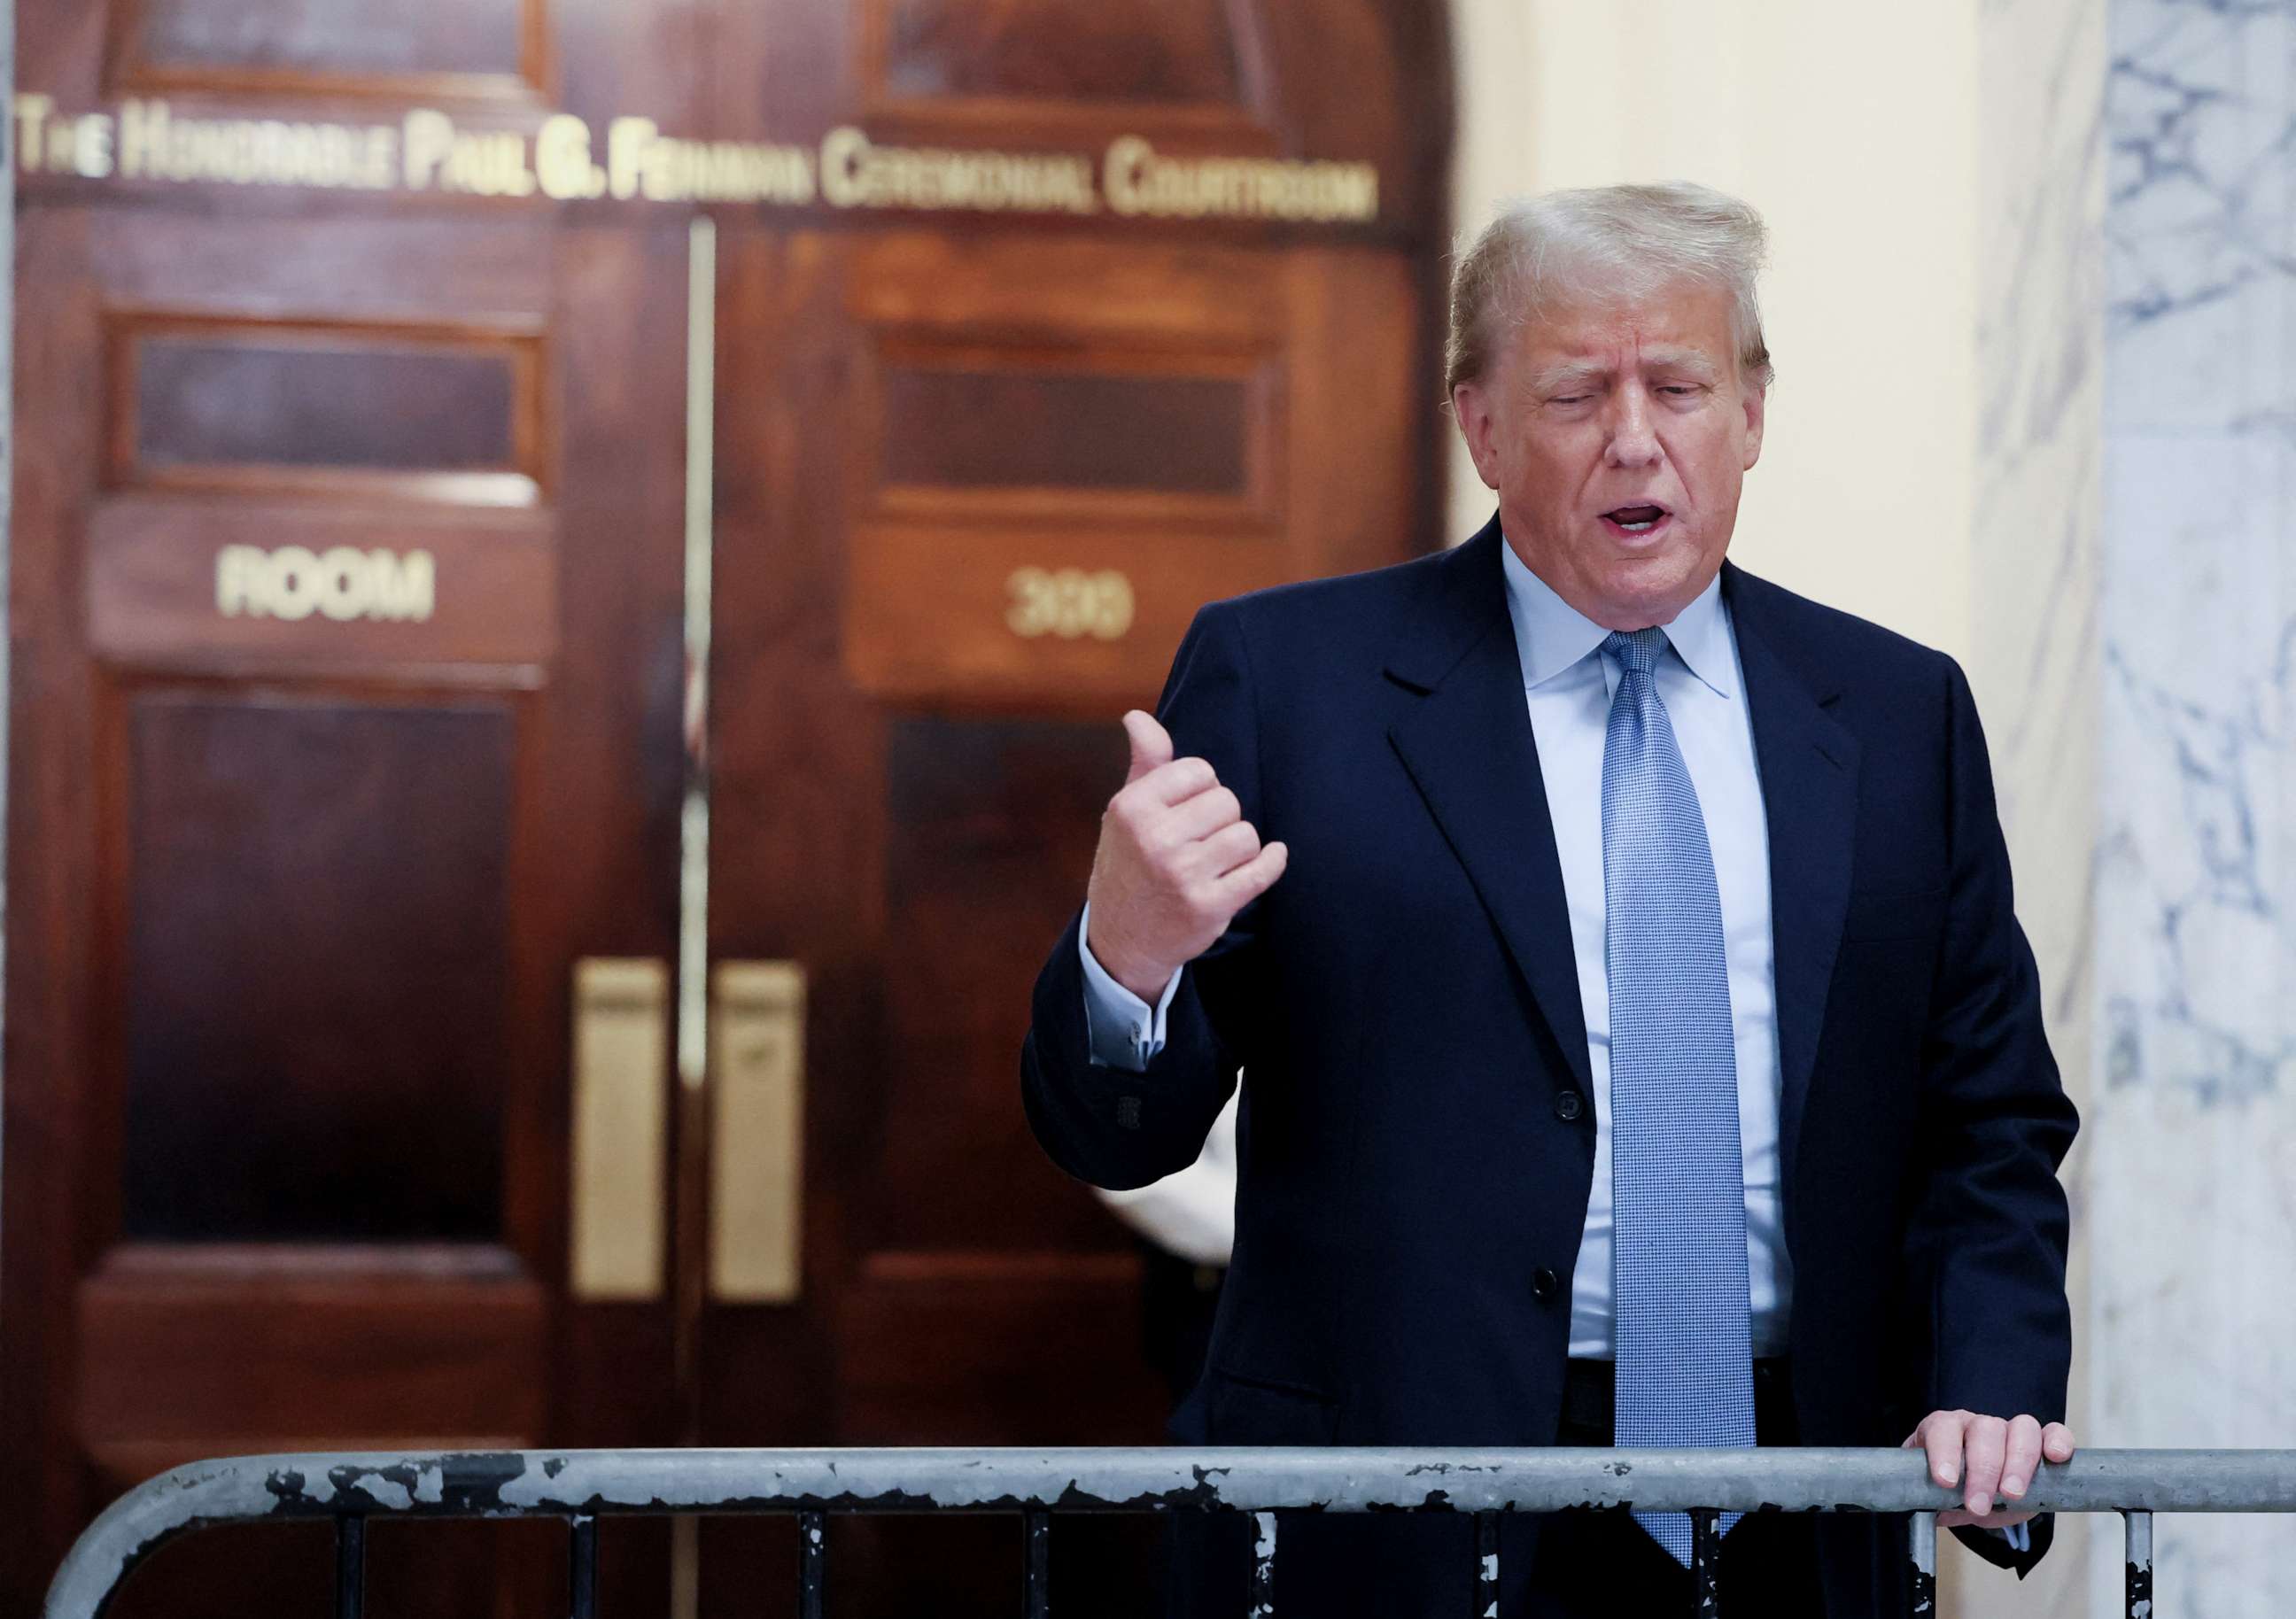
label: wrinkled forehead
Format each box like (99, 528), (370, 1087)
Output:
(1505, 277), (1738, 376)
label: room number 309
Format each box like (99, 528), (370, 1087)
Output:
(1004, 567), (1135, 641)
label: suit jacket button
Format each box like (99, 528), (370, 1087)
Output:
(1532, 1267), (1560, 1303)
(1555, 1091), (1584, 1122)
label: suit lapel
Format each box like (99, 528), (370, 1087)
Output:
(1385, 524), (1593, 1094)
(1723, 564), (1860, 1190)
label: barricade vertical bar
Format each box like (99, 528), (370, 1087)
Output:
(799, 1510), (827, 1619)
(1024, 1509), (1051, 1618)
(335, 1515), (366, 1619)
(569, 1514), (597, 1619)
(1472, 1512), (1499, 1617)
(2124, 1511), (2152, 1619)
(1909, 1513), (1937, 1616)
(1687, 1510), (1718, 1616)
(1250, 1512), (1276, 1616)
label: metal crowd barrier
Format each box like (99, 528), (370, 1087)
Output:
(45, 1445), (2296, 1617)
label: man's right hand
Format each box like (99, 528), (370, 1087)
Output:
(1084, 710), (1289, 1003)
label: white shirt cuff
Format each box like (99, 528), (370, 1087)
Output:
(1078, 902), (1180, 1071)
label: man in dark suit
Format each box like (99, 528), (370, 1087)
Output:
(1021, 182), (2077, 1615)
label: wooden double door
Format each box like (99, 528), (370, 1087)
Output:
(1, 2), (1448, 1613)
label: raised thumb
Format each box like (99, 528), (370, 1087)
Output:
(1122, 709), (1175, 785)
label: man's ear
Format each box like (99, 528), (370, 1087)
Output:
(1741, 380), (1767, 472)
(1453, 383), (1502, 491)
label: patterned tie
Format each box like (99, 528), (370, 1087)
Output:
(1601, 627), (1757, 1565)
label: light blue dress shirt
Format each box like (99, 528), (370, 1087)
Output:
(1494, 546), (1792, 1360)
(1079, 546), (1790, 1359)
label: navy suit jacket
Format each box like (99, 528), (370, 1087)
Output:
(1023, 522), (2077, 1615)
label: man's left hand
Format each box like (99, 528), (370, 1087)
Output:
(1903, 1409), (2076, 1529)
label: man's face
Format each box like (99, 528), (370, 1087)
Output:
(1452, 280), (1765, 631)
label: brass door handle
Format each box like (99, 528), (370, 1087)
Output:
(569, 957), (670, 1302)
(707, 961), (806, 1303)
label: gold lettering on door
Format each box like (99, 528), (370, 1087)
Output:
(403, 109), (536, 198)
(215, 545), (437, 624)
(1005, 567), (1134, 641)
(16, 95), (1386, 223)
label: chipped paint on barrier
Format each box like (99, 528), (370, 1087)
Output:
(44, 1445), (2296, 1617)
(2124, 1506), (2154, 1619)
(1906, 1508), (1938, 1616)
(1248, 1510), (1276, 1618)
(354, 1474), (414, 1511)
(47, 1455), (423, 1617)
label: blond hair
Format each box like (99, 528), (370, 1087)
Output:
(1446, 182), (1774, 395)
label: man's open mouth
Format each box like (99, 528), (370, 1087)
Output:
(1602, 504), (1671, 535)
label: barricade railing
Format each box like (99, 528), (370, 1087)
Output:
(45, 1445), (2296, 1618)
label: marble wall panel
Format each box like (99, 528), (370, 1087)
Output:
(1963, 0), (2106, 1610)
(2096, 0), (2296, 1612)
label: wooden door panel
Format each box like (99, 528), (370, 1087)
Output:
(707, 225), (1420, 1405)
(699, 223), (1423, 1613)
(867, 0), (1268, 112)
(708, 0), (1449, 240)
(117, 693), (516, 1240)
(837, 231), (1284, 713)
(76, 1257), (547, 1480)
(872, 716), (1122, 1256)
(107, 312), (547, 501)
(89, 500), (558, 671)
(3, 208), (688, 1615)
(831, 233), (1417, 713)
(122, 0), (544, 97)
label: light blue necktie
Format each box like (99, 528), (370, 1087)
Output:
(1601, 627), (1757, 1565)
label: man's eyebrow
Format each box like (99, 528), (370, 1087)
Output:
(1642, 348), (1723, 382)
(1527, 360), (1610, 394)
(1525, 351), (1725, 394)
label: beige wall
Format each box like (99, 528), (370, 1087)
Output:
(1447, 4), (2103, 1615)
(1446, 0), (1980, 663)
